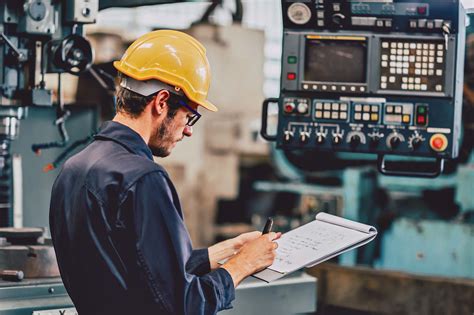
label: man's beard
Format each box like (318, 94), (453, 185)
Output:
(150, 115), (175, 157)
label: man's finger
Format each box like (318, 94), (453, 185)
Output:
(266, 232), (278, 241)
(239, 231), (261, 242)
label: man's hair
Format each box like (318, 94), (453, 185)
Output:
(115, 75), (181, 118)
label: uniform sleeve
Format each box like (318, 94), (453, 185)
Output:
(125, 171), (235, 314)
(186, 249), (211, 276)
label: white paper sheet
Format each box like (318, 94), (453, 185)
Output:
(267, 215), (376, 274)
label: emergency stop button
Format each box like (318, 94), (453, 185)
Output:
(429, 133), (448, 152)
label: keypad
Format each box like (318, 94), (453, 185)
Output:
(379, 40), (445, 93)
(353, 103), (380, 122)
(315, 101), (349, 121)
(384, 104), (413, 125)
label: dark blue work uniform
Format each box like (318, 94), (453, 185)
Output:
(50, 121), (235, 315)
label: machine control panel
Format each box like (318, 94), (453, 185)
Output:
(263, 0), (466, 176)
(283, 0), (459, 33)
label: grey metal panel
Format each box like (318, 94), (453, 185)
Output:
(377, 219), (474, 278)
(11, 106), (99, 228)
(0, 281), (73, 315)
(222, 272), (317, 315)
(0, 273), (317, 315)
(281, 32), (300, 91)
(452, 3), (466, 158)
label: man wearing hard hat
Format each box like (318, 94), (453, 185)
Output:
(49, 30), (280, 315)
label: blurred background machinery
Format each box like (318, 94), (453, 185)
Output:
(254, 0), (474, 313)
(0, 0), (472, 315)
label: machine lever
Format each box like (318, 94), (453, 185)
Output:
(0, 33), (27, 62)
(442, 22), (451, 51)
(260, 98), (279, 141)
(377, 155), (445, 178)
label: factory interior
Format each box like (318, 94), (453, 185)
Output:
(0, 0), (473, 314)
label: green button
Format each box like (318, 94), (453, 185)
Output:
(288, 56), (297, 64)
(418, 106), (426, 114)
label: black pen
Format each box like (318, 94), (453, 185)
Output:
(262, 217), (273, 234)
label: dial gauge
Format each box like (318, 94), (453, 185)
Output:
(287, 3), (312, 25)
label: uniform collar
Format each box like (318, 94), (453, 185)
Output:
(94, 121), (154, 160)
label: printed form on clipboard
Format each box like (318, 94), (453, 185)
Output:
(253, 212), (377, 282)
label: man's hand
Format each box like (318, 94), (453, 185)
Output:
(208, 231), (261, 269)
(221, 232), (281, 287)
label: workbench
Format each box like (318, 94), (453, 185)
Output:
(0, 272), (317, 315)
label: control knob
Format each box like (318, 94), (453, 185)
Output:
(408, 132), (425, 150)
(284, 130), (294, 143)
(316, 133), (326, 144)
(368, 131), (383, 147)
(299, 130), (310, 143)
(332, 133), (343, 145)
(332, 13), (346, 26)
(386, 132), (404, 150)
(349, 134), (361, 148)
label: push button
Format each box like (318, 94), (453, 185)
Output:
(284, 102), (295, 113)
(417, 6), (427, 15)
(429, 134), (448, 152)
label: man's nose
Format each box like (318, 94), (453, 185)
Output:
(183, 125), (193, 137)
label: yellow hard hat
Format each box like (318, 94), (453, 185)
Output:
(113, 30), (217, 112)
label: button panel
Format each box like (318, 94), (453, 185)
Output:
(353, 103), (380, 122)
(379, 39), (446, 93)
(283, 98), (310, 116)
(314, 101), (349, 121)
(384, 103), (413, 125)
(415, 104), (429, 126)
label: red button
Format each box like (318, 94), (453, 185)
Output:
(417, 6), (427, 15)
(432, 137), (443, 150)
(284, 103), (295, 113)
(287, 73), (296, 80)
(430, 134), (448, 152)
(417, 116), (425, 124)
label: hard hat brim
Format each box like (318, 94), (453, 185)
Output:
(201, 100), (218, 112)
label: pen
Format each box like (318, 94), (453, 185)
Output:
(262, 217), (273, 234)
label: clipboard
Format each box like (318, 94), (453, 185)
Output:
(253, 213), (377, 282)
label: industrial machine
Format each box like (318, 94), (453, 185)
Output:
(252, 1), (473, 311)
(0, 0), (100, 227)
(262, 0), (466, 178)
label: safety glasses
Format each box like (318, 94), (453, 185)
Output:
(178, 100), (201, 127)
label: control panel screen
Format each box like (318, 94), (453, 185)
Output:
(304, 37), (367, 83)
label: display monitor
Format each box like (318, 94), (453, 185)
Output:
(304, 37), (367, 83)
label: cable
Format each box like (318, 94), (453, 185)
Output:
(42, 133), (95, 172)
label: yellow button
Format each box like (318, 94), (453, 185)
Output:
(403, 115), (410, 123)
(371, 113), (379, 121)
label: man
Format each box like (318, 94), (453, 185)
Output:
(49, 30), (280, 314)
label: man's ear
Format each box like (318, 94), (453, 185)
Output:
(151, 90), (170, 116)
